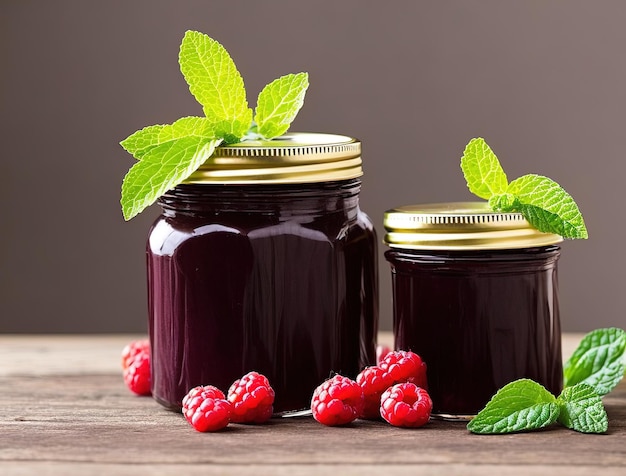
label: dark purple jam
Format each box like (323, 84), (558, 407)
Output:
(147, 179), (378, 413)
(385, 246), (562, 417)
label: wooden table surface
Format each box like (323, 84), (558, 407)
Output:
(0, 333), (624, 475)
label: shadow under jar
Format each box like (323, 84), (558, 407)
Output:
(146, 133), (378, 413)
(383, 202), (563, 419)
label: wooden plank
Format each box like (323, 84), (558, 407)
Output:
(0, 335), (145, 377)
(1, 462), (625, 476)
(0, 334), (624, 475)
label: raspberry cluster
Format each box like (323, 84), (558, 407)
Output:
(311, 350), (432, 428)
(122, 340), (431, 431)
(121, 340), (275, 432)
(121, 339), (151, 396)
(182, 371), (275, 432)
(361, 350), (431, 426)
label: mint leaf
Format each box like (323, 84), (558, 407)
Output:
(504, 174), (588, 239)
(254, 72), (309, 139)
(488, 193), (517, 211)
(178, 30), (252, 141)
(460, 137), (508, 200)
(467, 379), (559, 434)
(557, 383), (608, 433)
(564, 327), (626, 395)
(121, 136), (222, 220)
(120, 117), (216, 159)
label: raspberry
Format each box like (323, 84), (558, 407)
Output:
(121, 339), (150, 370)
(356, 366), (392, 419)
(182, 385), (231, 432)
(311, 375), (364, 426)
(227, 371), (275, 423)
(123, 350), (151, 396)
(379, 350), (428, 389)
(183, 385), (226, 411)
(376, 344), (391, 365)
(380, 382), (432, 428)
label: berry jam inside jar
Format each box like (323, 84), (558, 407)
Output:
(383, 202), (563, 419)
(147, 133), (378, 413)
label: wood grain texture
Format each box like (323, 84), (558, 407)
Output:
(0, 334), (624, 475)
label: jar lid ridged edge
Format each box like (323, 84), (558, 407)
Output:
(184, 132), (363, 184)
(384, 202), (563, 250)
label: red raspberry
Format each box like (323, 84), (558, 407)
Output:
(376, 344), (391, 365)
(356, 366), (392, 419)
(121, 339), (150, 370)
(311, 375), (364, 426)
(182, 385), (231, 432)
(379, 350), (428, 389)
(380, 382), (432, 428)
(123, 350), (151, 396)
(227, 371), (275, 423)
(183, 385), (226, 411)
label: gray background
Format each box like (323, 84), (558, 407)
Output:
(1, 0), (625, 333)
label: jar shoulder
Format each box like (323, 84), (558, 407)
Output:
(356, 209), (375, 231)
(148, 208), (376, 256)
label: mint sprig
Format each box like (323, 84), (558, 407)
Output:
(468, 327), (625, 435)
(120, 31), (309, 220)
(460, 137), (588, 239)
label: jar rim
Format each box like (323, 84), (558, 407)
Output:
(383, 202), (563, 250)
(184, 132), (362, 184)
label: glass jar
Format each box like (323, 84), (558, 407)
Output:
(383, 202), (563, 419)
(147, 133), (378, 413)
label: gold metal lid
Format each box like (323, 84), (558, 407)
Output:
(184, 132), (362, 184)
(384, 202), (563, 250)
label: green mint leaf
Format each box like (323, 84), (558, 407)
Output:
(488, 193), (518, 211)
(505, 174), (588, 239)
(254, 72), (309, 139)
(120, 117), (217, 159)
(460, 137), (509, 200)
(211, 119), (252, 145)
(563, 327), (626, 395)
(121, 125), (165, 158)
(121, 136), (222, 220)
(467, 379), (559, 434)
(557, 383), (608, 433)
(178, 30), (252, 140)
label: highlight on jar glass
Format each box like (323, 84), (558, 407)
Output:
(383, 202), (564, 420)
(147, 133), (379, 413)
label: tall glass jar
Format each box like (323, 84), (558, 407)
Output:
(383, 202), (563, 419)
(147, 133), (378, 413)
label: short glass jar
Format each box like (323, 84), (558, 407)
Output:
(147, 133), (378, 413)
(384, 202), (563, 419)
